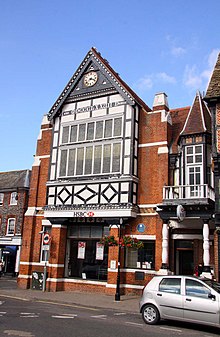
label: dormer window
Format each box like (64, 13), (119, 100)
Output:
(10, 192), (18, 205)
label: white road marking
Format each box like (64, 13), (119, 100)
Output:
(20, 313), (39, 318)
(0, 311), (6, 314)
(52, 315), (75, 319)
(114, 312), (127, 316)
(3, 330), (34, 336)
(91, 314), (107, 319)
(125, 322), (144, 326)
(160, 327), (182, 333)
(0, 301), (5, 305)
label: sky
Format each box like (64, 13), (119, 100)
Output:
(0, 0), (220, 172)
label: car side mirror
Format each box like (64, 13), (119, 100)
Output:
(208, 293), (216, 301)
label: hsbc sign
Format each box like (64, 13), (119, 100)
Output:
(73, 211), (94, 217)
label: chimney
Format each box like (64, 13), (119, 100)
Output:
(153, 92), (169, 112)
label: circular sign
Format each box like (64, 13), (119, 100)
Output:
(43, 233), (51, 245)
(177, 205), (186, 222)
(137, 223), (146, 233)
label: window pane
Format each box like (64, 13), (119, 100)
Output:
(70, 125), (77, 142)
(159, 278), (181, 294)
(95, 121), (103, 139)
(59, 150), (67, 176)
(114, 118), (122, 137)
(195, 155), (202, 163)
(93, 146), (102, 174)
(7, 219), (15, 235)
(84, 147), (93, 175)
(187, 156), (193, 164)
(67, 149), (76, 176)
(79, 226), (90, 238)
(103, 144), (111, 173)
(78, 124), (86, 141)
(62, 126), (69, 143)
(186, 279), (210, 298)
(0, 193), (4, 205)
(195, 145), (202, 154)
(112, 143), (121, 172)
(87, 122), (95, 140)
(104, 120), (112, 138)
(187, 147), (193, 154)
(76, 148), (84, 175)
(91, 226), (102, 238)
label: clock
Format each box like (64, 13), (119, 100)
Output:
(84, 71), (98, 87)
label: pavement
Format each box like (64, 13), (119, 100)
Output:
(0, 276), (140, 314)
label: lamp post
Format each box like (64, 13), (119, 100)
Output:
(115, 218), (123, 302)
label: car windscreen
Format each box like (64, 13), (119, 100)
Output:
(203, 279), (220, 294)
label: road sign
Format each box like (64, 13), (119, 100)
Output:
(43, 233), (51, 245)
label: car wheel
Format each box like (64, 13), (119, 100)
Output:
(142, 304), (160, 325)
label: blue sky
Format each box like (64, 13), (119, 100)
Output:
(1, 0), (220, 171)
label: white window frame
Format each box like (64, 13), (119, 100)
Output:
(10, 192), (18, 205)
(6, 218), (15, 236)
(0, 193), (4, 206)
(185, 145), (203, 198)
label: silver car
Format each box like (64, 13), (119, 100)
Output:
(140, 275), (220, 327)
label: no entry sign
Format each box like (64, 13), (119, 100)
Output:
(43, 233), (51, 245)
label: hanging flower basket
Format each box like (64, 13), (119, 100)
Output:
(119, 236), (144, 249)
(99, 235), (118, 246)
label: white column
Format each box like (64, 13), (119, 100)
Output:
(15, 245), (21, 274)
(161, 223), (169, 268)
(203, 223), (210, 268)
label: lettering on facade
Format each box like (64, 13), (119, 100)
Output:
(73, 211), (94, 217)
(63, 101), (126, 116)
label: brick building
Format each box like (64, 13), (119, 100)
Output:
(0, 170), (31, 275)
(204, 52), (220, 280)
(18, 48), (216, 295)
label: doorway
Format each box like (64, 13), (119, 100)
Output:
(177, 249), (194, 275)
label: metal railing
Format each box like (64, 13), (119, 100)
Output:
(163, 184), (215, 201)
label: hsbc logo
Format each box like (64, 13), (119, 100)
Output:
(73, 211), (94, 217)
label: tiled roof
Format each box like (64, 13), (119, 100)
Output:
(205, 53), (220, 99)
(180, 92), (211, 136)
(0, 170), (31, 191)
(170, 106), (190, 153)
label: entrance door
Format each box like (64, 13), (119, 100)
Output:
(177, 249), (194, 275)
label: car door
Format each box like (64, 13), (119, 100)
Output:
(183, 278), (219, 325)
(155, 277), (184, 320)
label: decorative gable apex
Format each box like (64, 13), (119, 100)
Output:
(47, 47), (150, 120)
(180, 91), (211, 136)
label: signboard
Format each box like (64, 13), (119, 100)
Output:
(43, 233), (51, 245)
(96, 243), (104, 260)
(177, 205), (186, 222)
(77, 241), (86, 259)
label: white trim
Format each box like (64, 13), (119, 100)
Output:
(106, 283), (144, 289)
(158, 146), (169, 154)
(138, 141), (167, 148)
(137, 213), (158, 216)
(42, 219), (51, 226)
(18, 274), (32, 279)
(138, 204), (157, 208)
(25, 207), (36, 216)
(129, 235), (156, 240)
(52, 224), (67, 229)
(48, 278), (107, 286)
(44, 208), (137, 219)
(20, 261), (64, 268)
(172, 234), (214, 240)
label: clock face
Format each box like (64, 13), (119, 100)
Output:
(84, 71), (98, 87)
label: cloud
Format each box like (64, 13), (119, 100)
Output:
(183, 49), (220, 91)
(134, 72), (176, 92)
(166, 35), (186, 57)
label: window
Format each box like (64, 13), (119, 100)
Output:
(61, 117), (122, 144)
(125, 241), (155, 269)
(185, 145), (203, 197)
(59, 142), (121, 177)
(10, 192), (18, 205)
(7, 218), (15, 235)
(0, 193), (4, 206)
(186, 279), (211, 298)
(159, 278), (181, 294)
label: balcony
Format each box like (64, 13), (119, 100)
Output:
(163, 184), (215, 205)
